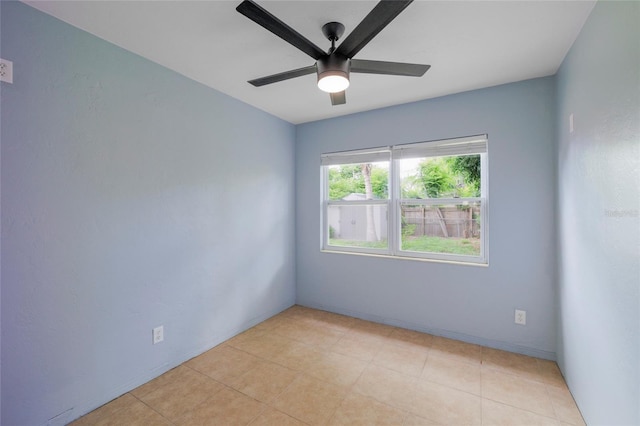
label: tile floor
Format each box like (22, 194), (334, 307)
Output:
(71, 306), (585, 425)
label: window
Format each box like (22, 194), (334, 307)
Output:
(321, 135), (488, 264)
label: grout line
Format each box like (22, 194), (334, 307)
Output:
(481, 396), (561, 423)
(129, 392), (177, 425)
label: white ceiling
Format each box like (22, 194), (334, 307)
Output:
(24, 0), (595, 124)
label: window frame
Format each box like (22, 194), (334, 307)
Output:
(321, 149), (392, 256)
(321, 135), (488, 265)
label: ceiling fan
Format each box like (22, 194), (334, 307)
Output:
(236, 0), (431, 106)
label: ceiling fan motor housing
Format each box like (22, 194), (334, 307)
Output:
(317, 53), (350, 83)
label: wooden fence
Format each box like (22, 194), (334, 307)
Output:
(402, 205), (480, 239)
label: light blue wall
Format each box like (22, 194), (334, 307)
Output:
(556, 1), (640, 424)
(0, 3), (296, 425)
(296, 77), (558, 359)
(4, 1), (638, 424)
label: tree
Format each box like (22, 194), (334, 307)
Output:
(362, 163), (379, 242)
(327, 164), (388, 199)
(400, 173), (426, 199)
(408, 156), (480, 199)
(328, 165), (362, 199)
(370, 167), (389, 199)
(419, 158), (455, 198)
(449, 155), (481, 196)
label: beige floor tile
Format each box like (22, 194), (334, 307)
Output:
(482, 347), (542, 382)
(410, 380), (481, 425)
(69, 393), (139, 425)
(348, 318), (397, 340)
(546, 384), (586, 426)
(306, 351), (367, 387)
(537, 359), (567, 387)
(402, 413), (441, 425)
(387, 328), (433, 352)
(307, 309), (357, 332)
(252, 315), (290, 332)
(372, 343), (428, 377)
(248, 407), (308, 426)
(272, 339), (325, 371)
(271, 374), (348, 425)
(225, 327), (267, 346)
(281, 305), (317, 317)
(282, 307), (353, 328)
(280, 312), (313, 323)
(353, 365), (418, 412)
(136, 366), (224, 422)
(130, 366), (187, 399)
(274, 321), (317, 341)
(227, 331), (296, 360)
(276, 321), (345, 349)
(93, 400), (171, 426)
(329, 393), (405, 425)
(301, 325), (346, 349)
(331, 334), (384, 361)
(231, 359), (298, 403)
(185, 344), (260, 386)
(177, 387), (265, 426)
(430, 336), (482, 365)
(69, 415), (94, 426)
(422, 354), (481, 395)
(482, 399), (561, 426)
(482, 368), (556, 418)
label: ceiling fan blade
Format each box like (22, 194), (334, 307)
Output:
(237, 0), (326, 60)
(351, 59), (430, 76)
(335, 0), (413, 59)
(330, 91), (346, 106)
(248, 65), (317, 87)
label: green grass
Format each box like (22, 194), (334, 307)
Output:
(402, 235), (480, 255)
(329, 235), (480, 256)
(329, 239), (388, 249)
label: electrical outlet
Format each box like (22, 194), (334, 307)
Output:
(0, 58), (13, 84)
(569, 113), (574, 134)
(515, 309), (526, 325)
(153, 326), (164, 344)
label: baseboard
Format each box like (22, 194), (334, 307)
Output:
(297, 301), (556, 361)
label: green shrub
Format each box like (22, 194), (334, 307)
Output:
(402, 223), (417, 238)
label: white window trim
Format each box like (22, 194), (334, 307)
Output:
(321, 135), (488, 265)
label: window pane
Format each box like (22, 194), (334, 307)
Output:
(399, 154), (481, 199)
(328, 204), (388, 249)
(321, 138), (487, 264)
(328, 162), (389, 201)
(400, 202), (481, 256)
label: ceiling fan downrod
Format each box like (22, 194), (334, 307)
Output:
(322, 22), (345, 54)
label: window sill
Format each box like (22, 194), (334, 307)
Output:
(321, 248), (488, 267)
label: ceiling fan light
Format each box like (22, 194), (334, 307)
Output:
(317, 72), (350, 93)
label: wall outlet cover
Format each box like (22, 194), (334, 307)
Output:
(0, 58), (13, 84)
(153, 325), (164, 344)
